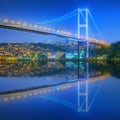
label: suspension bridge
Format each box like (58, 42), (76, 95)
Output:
(0, 8), (108, 58)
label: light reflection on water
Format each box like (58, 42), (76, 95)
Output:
(0, 61), (120, 120)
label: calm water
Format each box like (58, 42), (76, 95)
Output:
(0, 61), (120, 120)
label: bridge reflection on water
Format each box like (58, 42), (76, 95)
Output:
(0, 61), (109, 112)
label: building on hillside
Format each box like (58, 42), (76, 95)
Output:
(55, 52), (66, 60)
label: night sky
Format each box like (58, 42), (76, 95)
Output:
(0, 0), (120, 43)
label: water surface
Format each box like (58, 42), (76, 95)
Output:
(0, 61), (120, 120)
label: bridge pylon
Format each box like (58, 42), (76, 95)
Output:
(77, 8), (89, 58)
(77, 62), (89, 112)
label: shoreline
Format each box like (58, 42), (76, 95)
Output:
(0, 58), (118, 62)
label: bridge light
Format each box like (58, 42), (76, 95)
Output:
(43, 27), (47, 30)
(52, 88), (55, 91)
(52, 29), (55, 31)
(57, 87), (60, 91)
(39, 91), (42, 94)
(89, 38), (94, 41)
(23, 22), (27, 26)
(3, 19), (8, 24)
(46, 28), (49, 31)
(29, 24), (32, 27)
(11, 20), (15, 24)
(67, 32), (70, 35)
(74, 34), (77, 37)
(48, 89), (51, 92)
(4, 97), (8, 101)
(81, 35), (85, 39)
(10, 96), (15, 100)
(61, 31), (64, 34)
(57, 30), (60, 32)
(22, 93), (27, 97)
(16, 21), (21, 26)
(34, 92), (38, 95)
(16, 95), (21, 99)
(28, 93), (32, 96)
(34, 25), (37, 28)
(39, 26), (42, 29)
(48, 28), (51, 31)
(64, 31), (67, 34)
(43, 90), (47, 93)
(89, 38), (91, 41)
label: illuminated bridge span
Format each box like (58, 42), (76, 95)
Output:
(0, 8), (108, 58)
(0, 21), (106, 45)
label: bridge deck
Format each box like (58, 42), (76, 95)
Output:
(0, 23), (79, 40)
(0, 23), (107, 45)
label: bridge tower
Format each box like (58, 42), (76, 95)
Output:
(77, 8), (89, 58)
(77, 80), (88, 112)
(77, 62), (89, 112)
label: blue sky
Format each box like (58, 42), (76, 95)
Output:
(0, 0), (120, 43)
